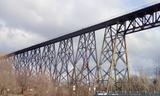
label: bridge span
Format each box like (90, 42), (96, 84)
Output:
(0, 2), (160, 95)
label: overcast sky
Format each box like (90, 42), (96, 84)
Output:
(0, 0), (160, 75)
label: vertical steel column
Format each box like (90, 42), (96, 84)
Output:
(99, 25), (130, 91)
(56, 38), (74, 86)
(40, 44), (56, 78)
(74, 31), (98, 90)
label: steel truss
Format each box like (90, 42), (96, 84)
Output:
(0, 3), (160, 94)
(74, 32), (98, 87)
(56, 38), (74, 85)
(98, 26), (129, 91)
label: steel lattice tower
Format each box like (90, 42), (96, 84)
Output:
(98, 26), (130, 91)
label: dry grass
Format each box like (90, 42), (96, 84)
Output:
(0, 59), (18, 95)
(0, 59), (160, 96)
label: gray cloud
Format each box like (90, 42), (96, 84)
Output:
(0, 0), (127, 39)
(0, 0), (158, 39)
(127, 28), (160, 75)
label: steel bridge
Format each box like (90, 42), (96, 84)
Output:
(0, 2), (160, 94)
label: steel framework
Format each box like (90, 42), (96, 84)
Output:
(0, 3), (160, 94)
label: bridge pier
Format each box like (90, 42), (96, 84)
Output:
(98, 26), (130, 92)
(73, 31), (98, 91)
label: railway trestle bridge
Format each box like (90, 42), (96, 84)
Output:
(0, 2), (160, 94)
